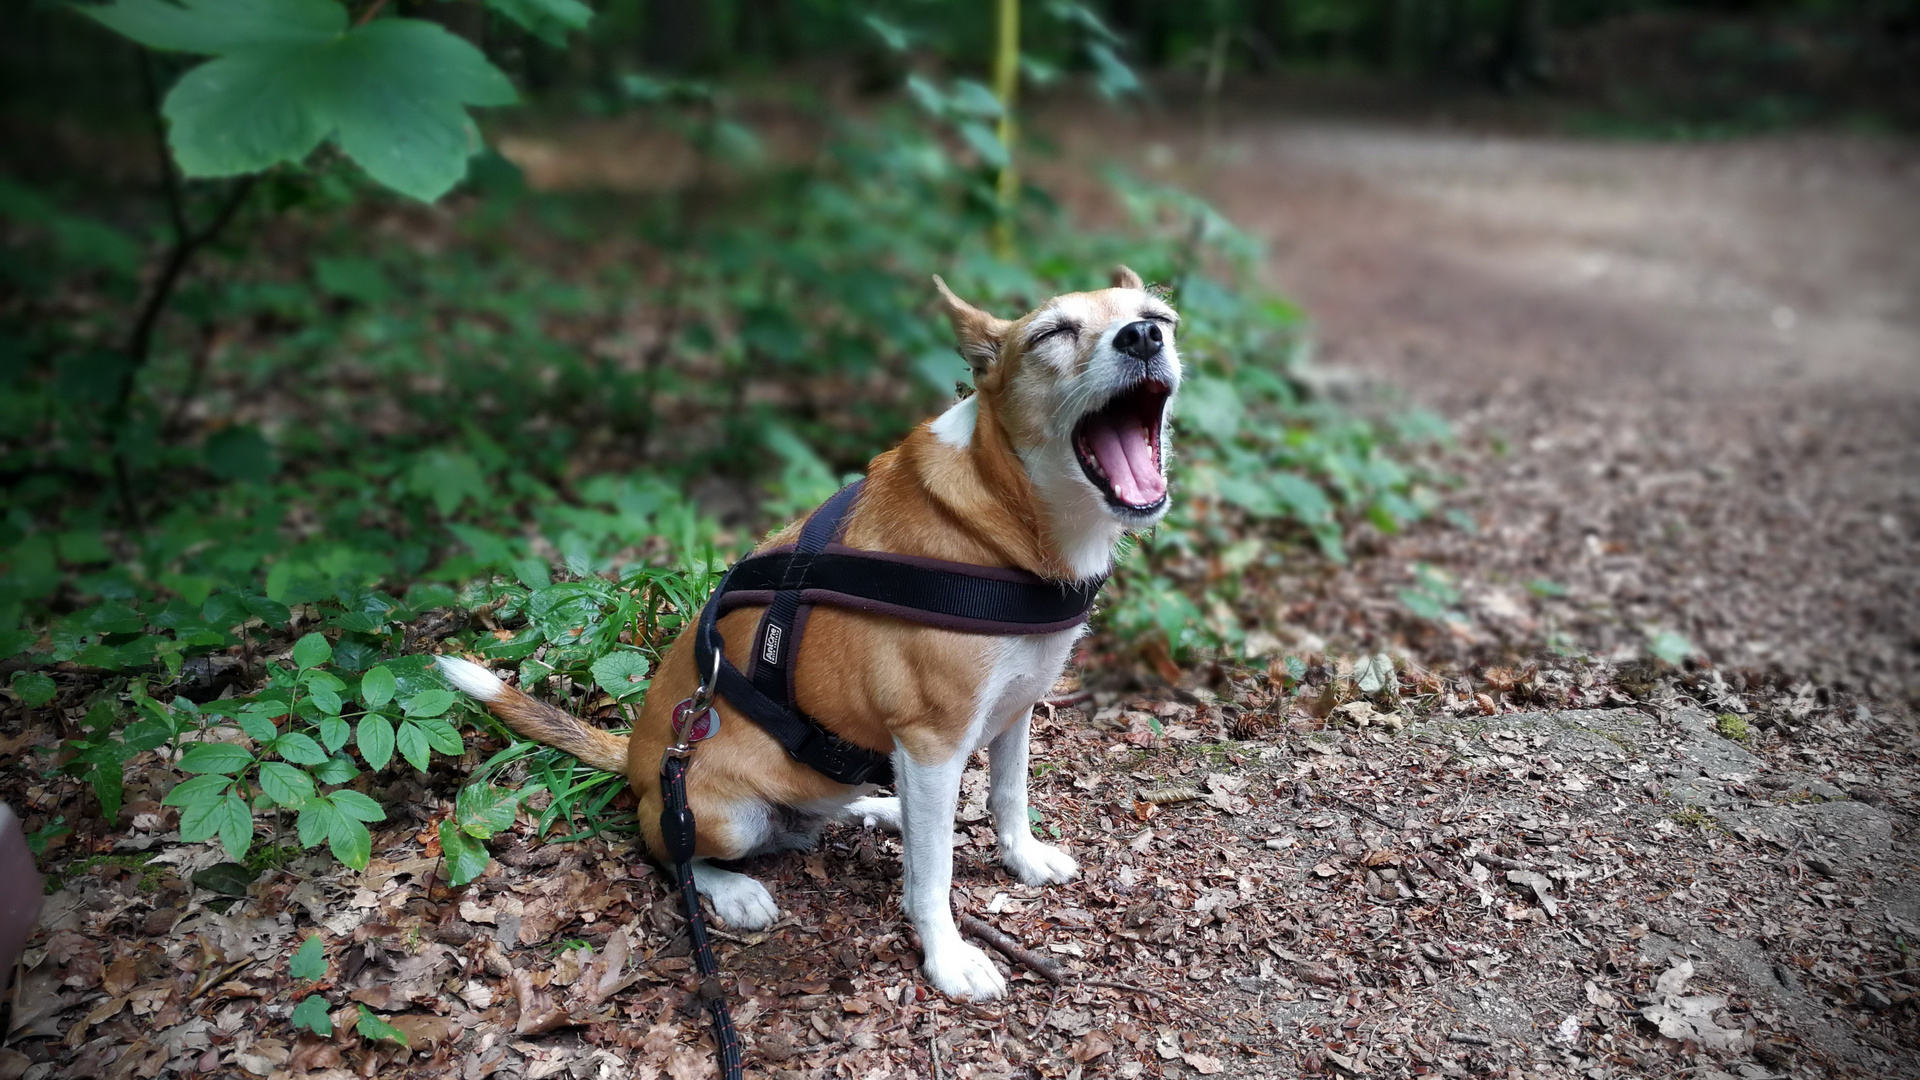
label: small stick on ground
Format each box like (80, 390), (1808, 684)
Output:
(958, 913), (1065, 984)
(1085, 979), (1213, 1018)
(1328, 793), (1408, 830)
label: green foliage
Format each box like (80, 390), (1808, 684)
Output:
(291, 995), (333, 1037)
(79, 0), (521, 201)
(290, 933), (326, 980)
(1647, 629), (1698, 667)
(5, 0), (1446, 893)
(355, 1004), (408, 1046)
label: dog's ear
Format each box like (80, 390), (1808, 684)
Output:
(1110, 265), (1144, 291)
(932, 275), (1012, 386)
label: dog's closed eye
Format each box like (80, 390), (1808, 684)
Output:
(1029, 322), (1080, 346)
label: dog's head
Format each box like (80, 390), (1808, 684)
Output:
(931, 266), (1180, 578)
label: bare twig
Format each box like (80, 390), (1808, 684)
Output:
(957, 913), (1064, 984)
(1447, 1032), (1495, 1046)
(929, 1020), (944, 1080)
(1136, 785), (1201, 806)
(1469, 851), (1539, 874)
(1084, 979), (1212, 1018)
(1327, 793), (1407, 830)
(187, 955), (258, 1002)
(1861, 966), (1920, 983)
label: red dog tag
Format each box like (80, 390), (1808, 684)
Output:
(672, 698), (720, 743)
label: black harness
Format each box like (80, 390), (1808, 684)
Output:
(660, 478), (1104, 1080)
(690, 478), (1104, 785)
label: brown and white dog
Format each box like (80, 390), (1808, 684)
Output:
(438, 268), (1179, 1000)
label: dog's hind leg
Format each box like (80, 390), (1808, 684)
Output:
(988, 709), (1079, 886)
(689, 859), (779, 930)
(895, 746), (1007, 1001)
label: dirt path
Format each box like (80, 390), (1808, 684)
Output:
(1158, 114), (1920, 705)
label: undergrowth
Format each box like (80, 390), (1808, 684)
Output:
(1, 13), (1443, 887)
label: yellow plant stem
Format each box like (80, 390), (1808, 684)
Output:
(992, 0), (1019, 256)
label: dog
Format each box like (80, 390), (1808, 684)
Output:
(438, 267), (1179, 1000)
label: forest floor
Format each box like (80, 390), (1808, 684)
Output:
(10, 98), (1920, 1080)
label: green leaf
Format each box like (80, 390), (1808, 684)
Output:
(273, 731), (329, 766)
(956, 121), (1008, 170)
(318, 714), (350, 753)
(483, 0), (592, 46)
(79, 0), (342, 53)
(401, 689), (454, 719)
(312, 752), (360, 785)
(291, 994), (333, 1036)
(408, 449), (490, 516)
(163, 774), (233, 808)
(1647, 630), (1698, 666)
(236, 710), (279, 743)
(327, 813), (371, 869)
(290, 933), (326, 981)
(359, 665), (396, 709)
(92, 763), (124, 823)
(0, 629), (37, 660)
(178, 742), (254, 775)
(355, 1004), (408, 1046)
(257, 761), (316, 809)
(215, 792), (254, 861)
(328, 789), (386, 822)
(149, 13), (518, 202)
(292, 631), (331, 669)
(191, 861), (258, 897)
(588, 652), (649, 702)
(396, 720), (430, 772)
(357, 713), (394, 770)
(296, 802), (336, 848)
(243, 594), (292, 627)
(455, 781), (517, 838)
(10, 670), (55, 708)
(179, 791), (226, 843)
(438, 820), (490, 886)
(414, 717), (463, 756)
(310, 683), (342, 715)
(204, 425), (277, 483)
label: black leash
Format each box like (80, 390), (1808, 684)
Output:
(658, 656), (744, 1080)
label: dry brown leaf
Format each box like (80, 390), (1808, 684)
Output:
(510, 970), (569, 1036)
(1070, 1030), (1115, 1064)
(389, 1015), (456, 1052)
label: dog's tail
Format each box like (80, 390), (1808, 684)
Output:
(436, 655), (629, 774)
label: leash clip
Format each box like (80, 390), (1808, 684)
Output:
(663, 647), (723, 770)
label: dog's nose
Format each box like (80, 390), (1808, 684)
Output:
(1112, 320), (1163, 361)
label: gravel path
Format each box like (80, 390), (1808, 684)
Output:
(1178, 114), (1920, 706)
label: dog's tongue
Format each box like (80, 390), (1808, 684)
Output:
(1087, 416), (1165, 506)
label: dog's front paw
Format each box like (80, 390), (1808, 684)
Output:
(1001, 837), (1079, 886)
(923, 941), (1007, 1001)
(703, 874), (779, 930)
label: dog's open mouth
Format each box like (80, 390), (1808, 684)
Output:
(1073, 379), (1171, 512)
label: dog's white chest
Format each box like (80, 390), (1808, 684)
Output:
(968, 628), (1082, 751)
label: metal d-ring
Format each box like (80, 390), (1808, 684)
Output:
(663, 646), (723, 769)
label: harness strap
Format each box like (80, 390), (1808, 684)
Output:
(693, 479), (1105, 788)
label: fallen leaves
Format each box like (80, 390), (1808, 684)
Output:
(1640, 960), (1753, 1052)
